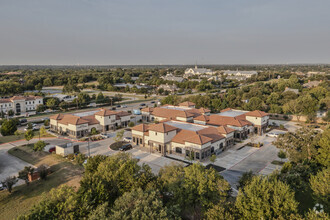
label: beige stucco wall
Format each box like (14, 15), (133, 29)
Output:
(246, 115), (269, 126)
(148, 130), (177, 144)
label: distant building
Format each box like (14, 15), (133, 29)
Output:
(307, 71), (326, 77)
(184, 65), (214, 78)
(223, 70), (258, 80)
(158, 84), (178, 93)
(50, 108), (131, 138)
(284, 87), (299, 94)
(303, 80), (322, 88)
(161, 73), (184, 83)
(51, 94), (76, 102)
(0, 96), (43, 115)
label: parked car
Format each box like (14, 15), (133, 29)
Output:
(139, 103), (146, 106)
(111, 107), (116, 110)
(123, 137), (132, 142)
(100, 133), (112, 138)
(24, 124), (38, 131)
(49, 147), (56, 153)
(122, 105), (127, 108)
(119, 144), (132, 151)
(266, 132), (279, 138)
(150, 101), (155, 104)
(19, 118), (28, 126)
(307, 124), (320, 128)
(0, 183), (3, 191)
(41, 117), (49, 121)
(116, 105), (121, 108)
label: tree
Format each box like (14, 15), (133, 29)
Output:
(35, 83), (43, 92)
(235, 176), (298, 219)
(46, 98), (59, 110)
(316, 128), (330, 167)
(8, 109), (14, 116)
(87, 202), (111, 220)
(273, 127), (320, 162)
(78, 153), (156, 210)
(75, 92), (91, 107)
(305, 209), (329, 219)
(75, 153), (87, 165)
(59, 101), (68, 111)
(278, 150), (287, 162)
(237, 171), (254, 190)
(110, 188), (178, 220)
(115, 130), (124, 142)
(18, 186), (78, 219)
(128, 122), (135, 127)
(38, 165), (48, 180)
(36, 104), (46, 112)
(309, 168), (330, 212)
(14, 130), (21, 137)
(33, 140), (46, 151)
(96, 92), (105, 104)
(25, 129), (34, 144)
(210, 154), (216, 165)
(44, 119), (50, 126)
(159, 163), (231, 219)
(1, 176), (18, 193)
(0, 118), (17, 136)
(205, 203), (235, 220)
(245, 97), (263, 111)
(91, 127), (98, 135)
(39, 126), (47, 137)
(18, 166), (35, 185)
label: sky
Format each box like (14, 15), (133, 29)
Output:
(0, 0), (330, 65)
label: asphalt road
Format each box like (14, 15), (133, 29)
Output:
(25, 99), (158, 124)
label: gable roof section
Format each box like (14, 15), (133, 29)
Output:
(216, 125), (235, 134)
(58, 115), (89, 125)
(244, 110), (268, 117)
(151, 107), (195, 119)
(148, 123), (177, 133)
(141, 107), (154, 113)
(131, 124), (149, 132)
(194, 115), (210, 122)
(94, 108), (117, 116)
(207, 115), (252, 127)
(179, 101), (195, 107)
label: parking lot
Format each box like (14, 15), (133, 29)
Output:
(0, 119), (300, 189)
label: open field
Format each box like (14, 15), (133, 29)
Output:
(0, 144), (83, 219)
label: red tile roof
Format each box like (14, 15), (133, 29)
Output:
(207, 115), (252, 127)
(179, 101), (195, 106)
(131, 124), (149, 132)
(244, 110), (268, 117)
(148, 123), (177, 133)
(216, 125), (235, 134)
(94, 108), (118, 116)
(194, 115), (210, 122)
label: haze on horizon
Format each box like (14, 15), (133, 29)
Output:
(0, 0), (330, 65)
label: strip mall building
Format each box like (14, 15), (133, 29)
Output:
(132, 102), (269, 161)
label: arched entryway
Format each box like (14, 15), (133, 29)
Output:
(15, 103), (21, 114)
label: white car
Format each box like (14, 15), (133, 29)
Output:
(122, 105), (127, 108)
(100, 133), (112, 138)
(123, 137), (132, 142)
(266, 132), (279, 138)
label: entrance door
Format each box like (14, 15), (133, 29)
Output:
(16, 103), (21, 114)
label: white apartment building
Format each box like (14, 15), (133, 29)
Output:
(0, 96), (43, 115)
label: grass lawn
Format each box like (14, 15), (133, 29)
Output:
(0, 144), (84, 219)
(0, 131), (55, 145)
